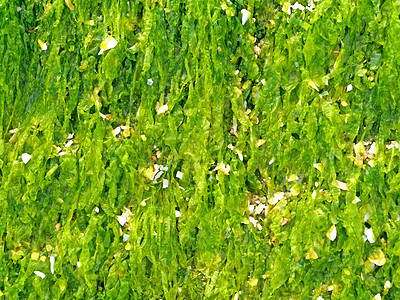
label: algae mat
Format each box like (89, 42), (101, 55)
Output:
(1, 0), (400, 299)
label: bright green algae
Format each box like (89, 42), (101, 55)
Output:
(1, 0), (400, 298)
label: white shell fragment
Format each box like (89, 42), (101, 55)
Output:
(241, 9), (251, 25)
(50, 256), (55, 274)
(347, 84), (353, 92)
(175, 210), (181, 218)
(335, 180), (347, 190)
(77, 261), (81, 268)
(34, 271), (46, 279)
(67, 133), (74, 139)
(292, 2), (305, 11)
(162, 179), (169, 189)
(147, 78), (153, 86)
(123, 234), (130, 242)
(352, 196), (361, 204)
(65, 140), (73, 148)
(42, 42), (48, 51)
(176, 171), (183, 179)
(272, 192), (285, 205)
(117, 209), (131, 226)
(95, 207), (99, 213)
(374, 294), (382, 300)
(364, 228), (375, 243)
(157, 104), (168, 115)
(384, 281), (391, 289)
(327, 224), (337, 241)
(59, 151), (67, 156)
(113, 126), (121, 136)
(98, 36), (118, 55)
(22, 153), (31, 164)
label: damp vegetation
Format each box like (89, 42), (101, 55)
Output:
(1, 0), (400, 299)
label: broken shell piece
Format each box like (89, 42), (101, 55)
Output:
(98, 36), (118, 55)
(147, 78), (153, 86)
(65, 140), (73, 148)
(346, 84), (353, 92)
(368, 249), (386, 266)
(34, 271), (46, 279)
(176, 171), (183, 179)
(327, 224), (337, 241)
(162, 179), (169, 189)
(22, 153), (31, 164)
(334, 180), (347, 191)
(175, 210), (181, 218)
(241, 9), (251, 25)
(157, 104), (168, 115)
(50, 256), (55, 274)
(364, 228), (375, 243)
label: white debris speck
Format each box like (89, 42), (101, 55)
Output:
(315, 182), (319, 187)
(328, 285), (334, 291)
(327, 224), (337, 241)
(162, 179), (169, 189)
(256, 139), (266, 147)
(50, 256), (55, 274)
(364, 212), (370, 223)
(249, 216), (258, 227)
(254, 204), (265, 215)
(384, 281), (391, 289)
(292, 2), (305, 11)
(272, 192), (285, 205)
(227, 144), (234, 150)
(153, 171), (163, 181)
(238, 152), (243, 161)
(317, 297), (324, 300)
(178, 288), (182, 292)
(248, 204), (255, 214)
(59, 151), (67, 156)
(147, 78), (153, 86)
(235, 70), (240, 75)
(34, 271), (46, 279)
(335, 180), (347, 190)
(269, 158), (274, 165)
(67, 133), (74, 139)
(77, 261), (81, 268)
(22, 153), (31, 164)
(257, 223), (263, 231)
(364, 228), (375, 243)
(367, 160), (375, 167)
(157, 104), (168, 115)
(261, 79), (266, 86)
(123, 234), (130, 242)
(95, 207), (99, 213)
(373, 294), (381, 300)
(65, 140), (73, 148)
(113, 126), (121, 136)
(179, 186), (185, 190)
(369, 142), (376, 155)
(176, 171), (183, 179)
(98, 36), (118, 55)
(129, 44), (136, 51)
(346, 84), (353, 92)
(309, 81), (319, 92)
(175, 210), (181, 218)
(219, 164), (230, 175)
(41, 42), (48, 51)
(241, 9), (251, 25)
(117, 209), (131, 226)
(141, 200), (146, 206)
(312, 190), (316, 199)
(352, 196), (361, 204)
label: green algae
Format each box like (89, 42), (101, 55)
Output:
(1, 0), (400, 298)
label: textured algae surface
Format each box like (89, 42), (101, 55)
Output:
(1, 0), (400, 299)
